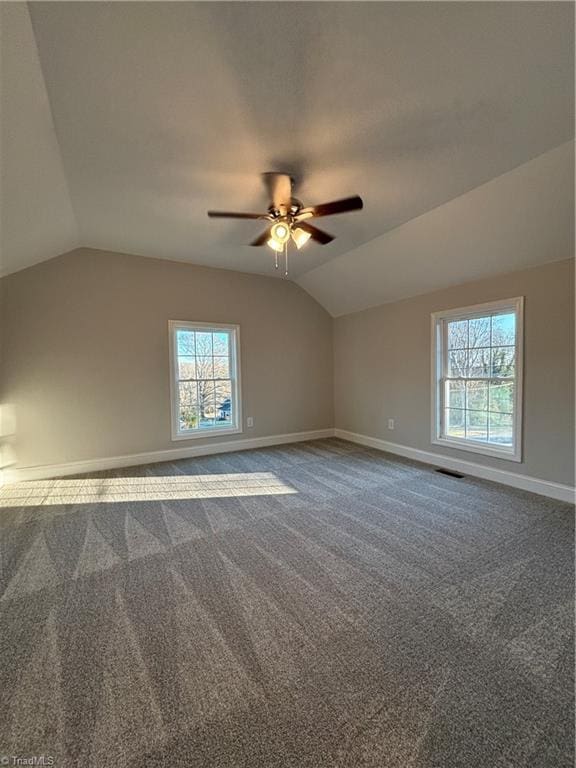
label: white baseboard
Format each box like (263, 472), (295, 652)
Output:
(334, 429), (575, 504)
(3, 429), (335, 484)
(5, 427), (574, 504)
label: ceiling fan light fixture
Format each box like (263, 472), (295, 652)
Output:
(291, 227), (311, 249)
(266, 237), (284, 252)
(270, 221), (290, 245)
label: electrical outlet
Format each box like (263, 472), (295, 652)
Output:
(388, 418), (395, 430)
(246, 416), (254, 428)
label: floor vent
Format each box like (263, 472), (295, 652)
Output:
(435, 468), (465, 479)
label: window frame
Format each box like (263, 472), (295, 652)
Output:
(430, 297), (524, 462)
(169, 320), (243, 441)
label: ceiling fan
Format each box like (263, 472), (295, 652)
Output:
(207, 172), (363, 271)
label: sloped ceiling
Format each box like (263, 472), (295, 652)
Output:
(300, 141), (575, 316)
(2, 2), (574, 315)
(0, 3), (78, 275)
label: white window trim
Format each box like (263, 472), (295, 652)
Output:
(430, 297), (524, 463)
(169, 320), (243, 441)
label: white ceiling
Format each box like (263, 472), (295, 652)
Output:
(300, 141), (575, 316)
(2, 2), (574, 313)
(0, 2), (78, 275)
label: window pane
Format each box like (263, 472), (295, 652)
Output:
(466, 380), (488, 411)
(445, 408), (465, 439)
(178, 382), (198, 431)
(469, 316), (491, 348)
(213, 332), (229, 356)
(198, 381), (215, 428)
(468, 348), (491, 378)
(178, 356), (196, 380)
(447, 381), (465, 409)
(466, 410), (488, 442)
(489, 412), (513, 445)
(447, 320), (468, 349)
(215, 381), (232, 426)
(436, 304), (519, 455)
(195, 331), (213, 356)
(491, 347), (515, 377)
(489, 381), (514, 414)
(448, 350), (467, 377)
(491, 313), (515, 346)
(213, 356), (230, 379)
(177, 330), (195, 356)
(196, 356), (214, 379)
(173, 325), (237, 435)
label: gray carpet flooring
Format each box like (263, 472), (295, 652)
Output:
(0, 438), (573, 767)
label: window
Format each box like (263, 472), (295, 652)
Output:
(431, 297), (523, 461)
(169, 321), (242, 440)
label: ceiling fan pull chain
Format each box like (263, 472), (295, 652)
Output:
(284, 241), (288, 276)
(275, 249), (278, 270)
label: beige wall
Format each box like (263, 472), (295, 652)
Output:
(334, 259), (575, 487)
(1, 248), (334, 468)
(2, 249), (573, 486)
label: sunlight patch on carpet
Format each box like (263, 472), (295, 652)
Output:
(0, 472), (297, 506)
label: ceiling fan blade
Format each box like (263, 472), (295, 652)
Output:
(297, 195), (363, 220)
(249, 228), (271, 246)
(296, 221), (335, 245)
(262, 172), (292, 211)
(207, 210), (269, 219)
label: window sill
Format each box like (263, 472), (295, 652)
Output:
(171, 425), (243, 442)
(431, 436), (521, 463)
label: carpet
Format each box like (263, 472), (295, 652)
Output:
(0, 438), (573, 767)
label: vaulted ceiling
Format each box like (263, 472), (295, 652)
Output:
(2, 2), (574, 314)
